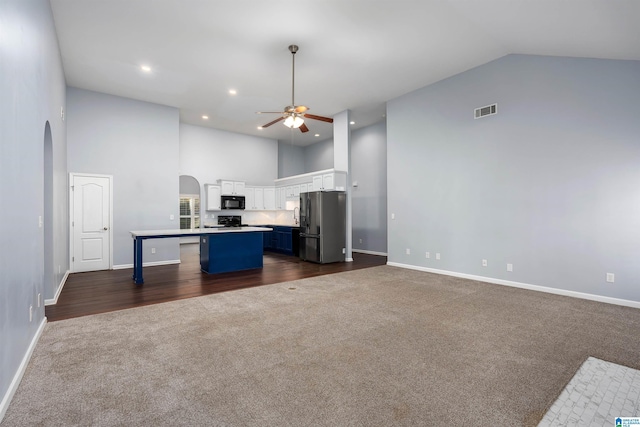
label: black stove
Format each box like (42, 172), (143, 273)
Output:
(217, 215), (247, 227)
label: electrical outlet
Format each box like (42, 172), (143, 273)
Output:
(359, 239), (363, 244)
(482, 259), (488, 267)
(426, 252), (430, 259)
(151, 247), (156, 254)
(436, 253), (441, 260)
(391, 213), (395, 220)
(405, 248), (411, 255)
(606, 273), (615, 283)
(507, 263), (513, 272)
(169, 214), (175, 220)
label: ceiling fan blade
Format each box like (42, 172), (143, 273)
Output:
(303, 113), (333, 123)
(256, 111), (284, 114)
(261, 116), (285, 128)
(299, 123), (309, 133)
(294, 106), (308, 114)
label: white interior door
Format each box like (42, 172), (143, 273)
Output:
(71, 174), (112, 272)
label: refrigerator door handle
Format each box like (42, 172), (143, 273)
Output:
(300, 233), (319, 238)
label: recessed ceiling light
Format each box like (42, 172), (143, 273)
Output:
(228, 89), (237, 95)
(350, 121), (355, 125)
(140, 65), (152, 73)
(315, 134), (320, 137)
(202, 115), (209, 120)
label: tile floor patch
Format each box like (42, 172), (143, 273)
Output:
(539, 357), (640, 426)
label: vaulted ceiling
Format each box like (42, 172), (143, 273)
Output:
(50, 0), (640, 145)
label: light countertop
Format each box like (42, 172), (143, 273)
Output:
(130, 227), (272, 237)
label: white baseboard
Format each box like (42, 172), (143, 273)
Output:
(113, 259), (181, 270)
(0, 317), (47, 422)
(45, 270), (69, 306)
(353, 249), (388, 257)
(387, 262), (640, 310)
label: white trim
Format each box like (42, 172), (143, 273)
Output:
(345, 257), (354, 262)
(0, 317), (47, 422)
(353, 249), (388, 257)
(113, 259), (181, 270)
(387, 262), (640, 310)
(69, 173), (114, 273)
(44, 270), (69, 306)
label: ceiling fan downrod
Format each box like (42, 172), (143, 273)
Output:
(289, 44), (298, 109)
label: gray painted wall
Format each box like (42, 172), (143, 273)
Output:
(351, 121), (387, 254)
(387, 54), (640, 302)
(0, 0), (67, 417)
(67, 88), (180, 266)
(304, 138), (333, 172)
(277, 141), (305, 178)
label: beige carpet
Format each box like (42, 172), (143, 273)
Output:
(3, 265), (640, 426)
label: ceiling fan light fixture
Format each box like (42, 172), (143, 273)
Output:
(283, 115), (304, 129)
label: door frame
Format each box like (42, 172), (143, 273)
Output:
(69, 173), (114, 272)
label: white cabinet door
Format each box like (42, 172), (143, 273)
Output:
(254, 187), (264, 210)
(220, 180), (245, 195)
(300, 183), (307, 194)
(264, 187), (275, 210)
(234, 181), (245, 195)
(293, 185), (301, 198)
(206, 185), (221, 210)
(244, 187), (255, 210)
(286, 186), (294, 198)
(278, 187), (286, 209)
(220, 180), (234, 195)
(322, 173), (334, 190)
(312, 175), (323, 191)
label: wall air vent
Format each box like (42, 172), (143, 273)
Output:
(474, 103), (497, 119)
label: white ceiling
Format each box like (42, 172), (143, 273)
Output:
(49, 0), (640, 146)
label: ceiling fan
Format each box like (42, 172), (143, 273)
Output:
(257, 45), (333, 133)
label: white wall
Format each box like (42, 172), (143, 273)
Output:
(67, 88), (180, 266)
(387, 54), (640, 303)
(0, 0), (67, 419)
(180, 123), (280, 225)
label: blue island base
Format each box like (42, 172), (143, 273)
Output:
(200, 232), (264, 274)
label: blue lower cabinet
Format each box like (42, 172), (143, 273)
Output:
(200, 232), (264, 274)
(262, 226), (296, 256)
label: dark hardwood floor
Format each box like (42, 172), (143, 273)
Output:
(46, 244), (387, 322)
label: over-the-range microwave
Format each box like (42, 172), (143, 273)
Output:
(221, 195), (245, 210)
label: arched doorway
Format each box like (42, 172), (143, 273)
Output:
(179, 175), (201, 244)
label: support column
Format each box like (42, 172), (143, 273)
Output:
(333, 110), (352, 262)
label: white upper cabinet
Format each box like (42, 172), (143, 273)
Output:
(218, 180), (245, 195)
(254, 187), (264, 210)
(205, 184), (221, 211)
(311, 173), (334, 191)
(264, 187), (276, 210)
(244, 187), (255, 210)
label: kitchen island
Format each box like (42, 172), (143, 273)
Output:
(130, 227), (271, 284)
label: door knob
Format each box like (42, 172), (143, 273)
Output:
(103, 227), (108, 230)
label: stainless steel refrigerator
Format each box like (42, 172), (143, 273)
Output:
(299, 191), (346, 263)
